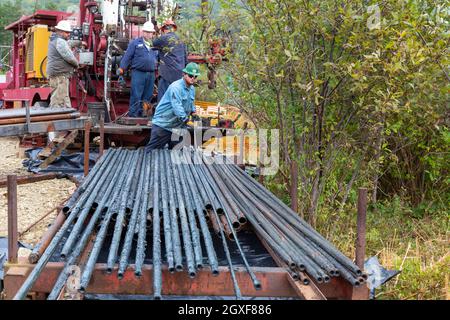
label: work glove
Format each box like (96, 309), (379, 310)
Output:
(116, 67), (124, 76)
(118, 76), (126, 86)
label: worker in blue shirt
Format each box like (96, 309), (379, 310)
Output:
(118, 21), (158, 117)
(145, 62), (200, 151)
(153, 19), (188, 102)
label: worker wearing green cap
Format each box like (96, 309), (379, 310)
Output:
(145, 62), (201, 151)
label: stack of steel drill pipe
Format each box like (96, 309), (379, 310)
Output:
(47, 151), (135, 299)
(227, 163), (364, 276)
(169, 151), (197, 278)
(220, 161), (346, 283)
(12, 148), (122, 300)
(79, 150), (133, 293)
(173, 152), (204, 269)
(118, 151), (149, 278)
(218, 158), (365, 285)
(106, 150), (141, 273)
(178, 150), (219, 275)
(60, 150), (127, 259)
(197, 152), (262, 291)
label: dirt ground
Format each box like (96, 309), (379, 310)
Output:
(0, 137), (76, 246)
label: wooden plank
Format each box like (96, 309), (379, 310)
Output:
(39, 130), (79, 169)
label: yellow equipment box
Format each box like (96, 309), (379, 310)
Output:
(25, 24), (50, 79)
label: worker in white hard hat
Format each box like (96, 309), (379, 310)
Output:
(118, 21), (159, 117)
(46, 20), (79, 109)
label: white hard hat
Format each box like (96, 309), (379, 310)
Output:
(55, 20), (72, 32)
(142, 21), (156, 33)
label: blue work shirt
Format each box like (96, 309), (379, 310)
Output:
(151, 78), (195, 131)
(120, 37), (158, 72)
(153, 32), (188, 83)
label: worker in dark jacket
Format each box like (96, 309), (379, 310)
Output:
(118, 21), (158, 117)
(47, 20), (79, 108)
(153, 19), (188, 102)
(145, 62), (200, 151)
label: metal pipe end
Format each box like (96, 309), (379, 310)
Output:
(324, 275), (331, 283)
(291, 273), (299, 281)
(176, 265), (183, 272)
(232, 221), (240, 229)
(135, 271), (142, 277)
(238, 217), (247, 224)
(117, 272), (124, 280)
(254, 281), (262, 290)
(63, 207), (70, 214)
(60, 253), (67, 260)
(189, 272), (196, 278)
(106, 267), (113, 274)
(303, 278), (310, 286)
(153, 295), (162, 300)
(79, 287), (86, 294)
(289, 262), (297, 270)
(212, 269), (219, 277)
(298, 264), (306, 271)
(329, 270), (335, 277)
(334, 270), (340, 277)
(227, 233), (235, 241)
(361, 273), (368, 280)
(168, 267), (175, 273)
(316, 276), (323, 284)
(197, 264), (204, 270)
(356, 269), (362, 276)
(354, 280), (361, 287)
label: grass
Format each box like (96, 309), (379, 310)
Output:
(315, 196), (449, 300)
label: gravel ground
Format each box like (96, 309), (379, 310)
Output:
(0, 137), (76, 246)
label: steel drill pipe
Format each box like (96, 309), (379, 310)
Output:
(12, 149), (122, 300)
(228, 164), (363, 277)
(47, 150), (129, 299)
(79, 151), (132, 292)
(62, 148), (115, 213)
(180, 152), (219, 276)
(106, 150), (140, 273)
(222, 163), (337, 280)
(162, 150), (183, 272)
(60, 150), (127, 259)
(152, 150), (163, 300)
(134, 152), (153, 276)
(118, 150), (147, 278)
(158, 150), (175, 273)
(169, 152), (196, 278)
(173, 152), (204, 269)
(198, 153), (261, 291)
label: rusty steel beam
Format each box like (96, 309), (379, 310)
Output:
(0, 113), (80, 125)
(7, 175), (18, 264)
(28, 210), (67, 264)
(356, 188), (368, 270)
(39, 130), (79, 169)
(3, 264), (296, 299)
(0, 117), (87, 137)
(0, 173), (61, 188)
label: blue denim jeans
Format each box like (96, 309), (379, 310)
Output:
(129, 70), (155, 117)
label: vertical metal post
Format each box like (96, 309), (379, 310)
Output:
(7, 175), (18, 264)
(24, 100), (30, 133)
(84, 120), (91, 177)
(99, 114), (104, 159)
(356, 188), (367, 269)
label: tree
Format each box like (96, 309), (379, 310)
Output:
(213, 0), (449, 225)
